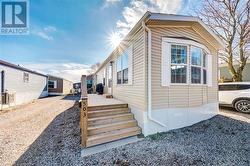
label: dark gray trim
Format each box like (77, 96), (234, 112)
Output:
(0, 60), (47, 77)
(1, 70), (4, 93)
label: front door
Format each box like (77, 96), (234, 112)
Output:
(108, 62), (113, 95)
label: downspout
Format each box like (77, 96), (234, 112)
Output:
(142, 22), (166, 127)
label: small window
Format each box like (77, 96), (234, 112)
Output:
(171, 65), (187, 83)
(117, 71), (122, 84)
(171, 45), (187, 84)
(23, 72), (29, 83)
(171, 45), (187, 64)
(191, 67), (201, 84)
(116, 49), (129, 84)
(48, 80), (57, 89)
(191, 46), (202, 66)
(123, 68), (128, 84)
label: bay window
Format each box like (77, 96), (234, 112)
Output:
(169, 43), (208, 85)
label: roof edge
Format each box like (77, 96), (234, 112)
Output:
(0, 60), (48, 77)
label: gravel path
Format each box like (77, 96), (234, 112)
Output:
(82, 115), (250, 166)
(1, 99), (249, 165)
(0, 95), (80, 166)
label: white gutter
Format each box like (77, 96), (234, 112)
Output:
(142, 22), (166, 127)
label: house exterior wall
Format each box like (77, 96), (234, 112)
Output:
(150, 27), (218, 110)
(48, 76), (63, 95)
(63, 79), (73, 94)
(112, 29), (146, 111)
(94, 23), (220, 136)
(48, 76), (73, 95)
(0, 64), (48, 108)
(95, 28), (147, 128)
(219, 63), (250, 82)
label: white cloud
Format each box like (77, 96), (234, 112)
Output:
(20, 62), (91, 82)
(106, 0), (121, 3)
(32, 26), (57, 41)
(116, 0), (182, 37)
(103, 0), (121, 8)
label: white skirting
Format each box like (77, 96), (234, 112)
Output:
(131, 103), (218, 136)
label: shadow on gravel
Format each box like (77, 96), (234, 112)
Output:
(14, 102), (82, 166)
(62, 95), (81, 101)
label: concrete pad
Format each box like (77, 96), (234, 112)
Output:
(81, 136), (143, 157)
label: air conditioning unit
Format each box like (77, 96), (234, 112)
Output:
(1, 92), (15, 105)
(1, 93), (9, 104)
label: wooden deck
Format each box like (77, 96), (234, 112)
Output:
(88, 94), (126, 107)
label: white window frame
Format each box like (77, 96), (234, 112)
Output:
(48, 80), (57, 89)
(116, 45), (133, 85)
(162, 37), (210, 86)
(190, 46), (208, 85)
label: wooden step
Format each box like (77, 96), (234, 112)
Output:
(86, 127), (141, 147)
(88, 108), (130, 118)
(88, 104), (128, 111)
(88, 120), (137, 135)
(88, 113), (134, 126)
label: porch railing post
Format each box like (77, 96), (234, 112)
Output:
(80, 75), (88, 147)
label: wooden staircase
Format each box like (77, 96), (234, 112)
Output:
(85, 104), (141, 147)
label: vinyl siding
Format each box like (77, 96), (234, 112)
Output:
(63, 79), (73, 94)
(95, 28), (147, 111)
(113, 29), (146, 111)
(0, 65), (48, 106)
(150, 27), (218, 110)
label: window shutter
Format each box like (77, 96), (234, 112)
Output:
(207, 54), (213, 87)
(128, 45), (133, 85)
(161, 41), (171, 86)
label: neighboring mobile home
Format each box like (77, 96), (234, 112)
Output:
(219, 59), (250, 82)
(48, 75), (73, 95)
(93, 12), (224, 136)
(0, 60), (48, 110)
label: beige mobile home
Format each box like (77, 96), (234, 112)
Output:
(48, 75), (73, 96)
(91, 12), (224, 138)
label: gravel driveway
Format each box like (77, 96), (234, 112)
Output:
(1, 99), (249, 166)
(0, 95), (80, 166)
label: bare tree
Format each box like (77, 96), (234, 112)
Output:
(198, 0), (250, 81)
(88, 62), (101, 74)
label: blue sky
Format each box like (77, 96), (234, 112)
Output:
(0, 0), (200, 82)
